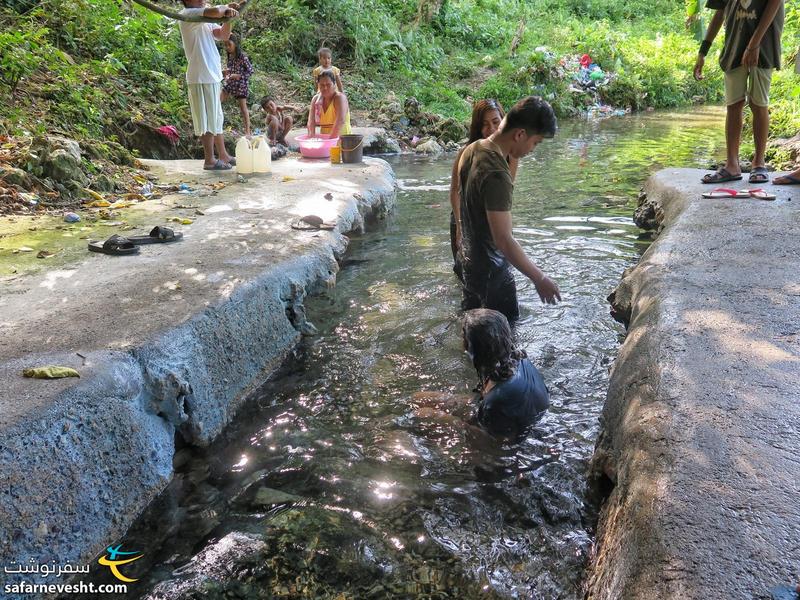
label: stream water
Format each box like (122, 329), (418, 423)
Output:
(73, 107), (726, 600)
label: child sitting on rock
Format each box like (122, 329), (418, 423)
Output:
(311, 47), (344, 94)
(259, 97), (294, 145)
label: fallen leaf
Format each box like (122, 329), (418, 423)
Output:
(82, 188), (106, 203)
(122, 193), (148, 201)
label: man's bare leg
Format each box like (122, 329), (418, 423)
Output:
(201, 132), (216, 167)
(214, 133), (233, 164)
(724, 99), (745, 176)
(751, 103), (769, 169)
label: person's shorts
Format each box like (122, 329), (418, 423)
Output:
(461, 263), (519, 323)
(187, 82), (224, 136)
(724, 66), (773, 107)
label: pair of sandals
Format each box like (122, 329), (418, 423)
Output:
(702, 187), (776, 201)
(203, 157), (237, 171)
(88, 226), (183, 256)
(701, 166), (770, 184)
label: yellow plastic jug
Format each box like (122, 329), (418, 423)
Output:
(252, 136), (272, 175)
(235, 136), (254, 175)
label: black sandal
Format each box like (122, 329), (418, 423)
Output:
(701, 167), (743, 184)
(749, 166), (769, 184)
(127, 226), (183, 245)
(88, 234), (139, 255)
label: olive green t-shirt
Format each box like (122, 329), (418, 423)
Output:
(458, 140), (514, 272)
(708, 0), (785, 71)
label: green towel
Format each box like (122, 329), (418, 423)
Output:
(23, 366), (80, 379)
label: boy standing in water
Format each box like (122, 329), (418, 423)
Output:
(178, 0), (239, 170)
(457, 96), (561, 322)
(694, 0), (784, 184)
(311, 47), (344, 93)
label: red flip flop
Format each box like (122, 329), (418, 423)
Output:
(746, 188), (776, 201)
(701, 187), (749, 199)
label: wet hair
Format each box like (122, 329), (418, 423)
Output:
(226, 34), (242, 60)
(502, 96), (557, 138)
(316, 69), (337, 84)
(318, 47), (332, 58)
(259, 96), (274, 109)
(462, 309), (527, 391)
(468, 99), (505, 144)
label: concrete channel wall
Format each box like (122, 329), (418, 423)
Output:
(0, 158), (396, 593)
(588, 169), (800, 599)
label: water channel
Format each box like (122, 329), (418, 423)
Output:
(75, 107), (726, 600)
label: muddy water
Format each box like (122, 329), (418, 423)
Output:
(75, 107), (726, 600)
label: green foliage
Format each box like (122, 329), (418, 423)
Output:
(0, 27), (48, 95)
(0, 0), (797, 147)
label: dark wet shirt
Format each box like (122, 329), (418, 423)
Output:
(458, 140), (513, 273)
(477, 358), (549, 437)
(707, 0), (784, 71)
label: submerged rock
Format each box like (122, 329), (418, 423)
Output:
(633, 189), (663, 231)
(414, 139), (444, 155)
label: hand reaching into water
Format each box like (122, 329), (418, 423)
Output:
(534, 275), (561, 305)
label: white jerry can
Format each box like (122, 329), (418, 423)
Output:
(252, 136), (272, 175)
(235, 136), (254, 175)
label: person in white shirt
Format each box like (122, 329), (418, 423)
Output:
(178, 0), (239, 170)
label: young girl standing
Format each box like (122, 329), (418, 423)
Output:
(221, 35), (254, 136)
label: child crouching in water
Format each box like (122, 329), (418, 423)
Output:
(259, 97), (293, 145)
(221, 35), (253, 136)
(414, 309), (549, 442)
(462, 309), (549, 438)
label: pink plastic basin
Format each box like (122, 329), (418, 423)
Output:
(296, 133), (340, 159)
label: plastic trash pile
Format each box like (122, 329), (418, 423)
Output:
(561, 53), (629, 119)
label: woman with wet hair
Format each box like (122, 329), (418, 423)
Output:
(449, 99), (519, 281)
(462, 308), (549, 437)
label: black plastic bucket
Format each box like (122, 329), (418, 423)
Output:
(340, 134), (364, 164)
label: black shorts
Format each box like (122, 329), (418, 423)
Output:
(461, 263), (519, 322)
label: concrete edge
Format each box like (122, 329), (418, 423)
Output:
(0, 168), (397, 591)
(587, 171), (701, 599)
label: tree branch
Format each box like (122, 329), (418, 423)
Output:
(129, 0), (252, 23)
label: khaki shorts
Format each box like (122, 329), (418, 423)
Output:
(187, 82), (224, 136)
(724, 66), (773, 107)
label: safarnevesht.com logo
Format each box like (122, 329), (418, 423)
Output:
(3, 545), (142, 595)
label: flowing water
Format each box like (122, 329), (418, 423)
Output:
(75, 107), (726, 600)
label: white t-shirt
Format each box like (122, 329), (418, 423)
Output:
(178, 7), (223, 84)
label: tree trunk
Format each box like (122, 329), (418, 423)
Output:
(415, 0), (444, 24)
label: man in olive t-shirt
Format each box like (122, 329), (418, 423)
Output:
(457, 96), (561, 322)
(694, 0), (784, 185)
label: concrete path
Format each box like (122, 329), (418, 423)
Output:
(0, 157), (395, 590)
(589, 170), (800, 599)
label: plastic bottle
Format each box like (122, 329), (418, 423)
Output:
(252, 136), (272, 175)
(235, 136), (254, 175)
